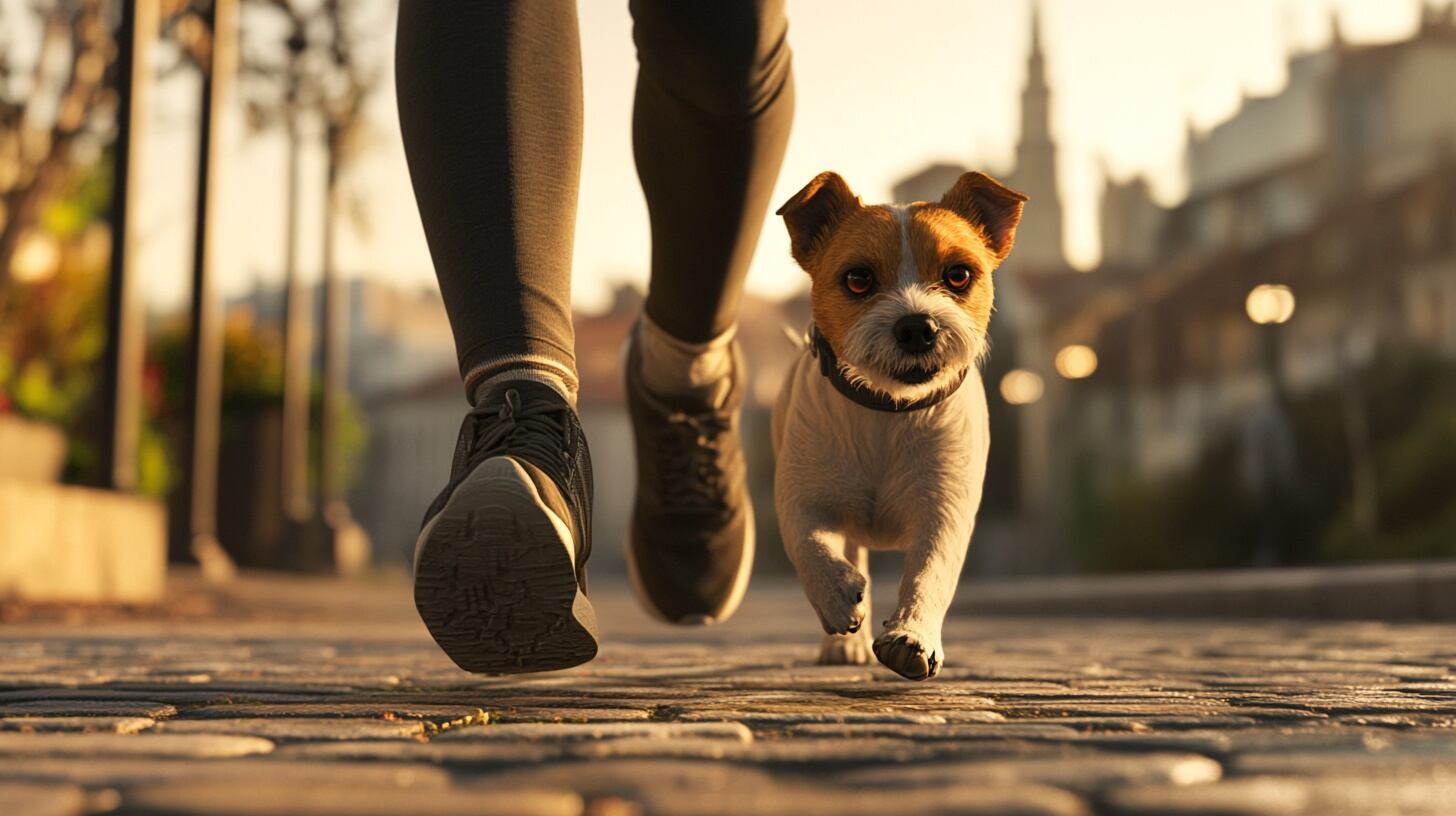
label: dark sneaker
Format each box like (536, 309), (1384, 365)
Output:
(413, 380), (598, 674)
(625, 326), (754, 625)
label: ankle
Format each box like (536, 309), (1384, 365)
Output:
(636, 315), (735, 402)
(467, 362), (578, 408)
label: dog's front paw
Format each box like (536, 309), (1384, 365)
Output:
(818, 631), (873, 665)
(873, 628), (943, 681)
(806, 563), (868, 636)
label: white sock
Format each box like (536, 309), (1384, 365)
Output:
(466, 361), (577, 408)
(637, 314), (735, 405)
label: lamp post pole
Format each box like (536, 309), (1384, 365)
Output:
(176, 0), (239, 572)
(1245, 285), (1298, 566)
(97, 0), (159, 492)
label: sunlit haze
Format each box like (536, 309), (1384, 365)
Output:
(132, 0), (1443, 314)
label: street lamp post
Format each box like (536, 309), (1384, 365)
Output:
(1244, 284), (1298, 565)
(97, 0), (159, 492)
(176, 0), (239, 577)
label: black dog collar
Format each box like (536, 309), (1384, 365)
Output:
(809, 327), (966, 413)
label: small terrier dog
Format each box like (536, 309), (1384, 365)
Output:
(771, 170), (1026, 681)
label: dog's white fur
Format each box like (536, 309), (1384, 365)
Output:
(771, 223), (990, 680)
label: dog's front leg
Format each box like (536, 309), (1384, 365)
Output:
(874, 525), (970, 681)
(818, 543), (872, 665)
(783, 513), (869, 637)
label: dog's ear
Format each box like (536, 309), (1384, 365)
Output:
(939, 172), (1028, 262)
(776, 171), (861, 268)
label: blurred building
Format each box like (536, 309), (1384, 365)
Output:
(229, 277), (458, 399)
(1044, 8), (1456, 567)
(1060, 9), (1456, 464)
(894, 6), (1456, 573)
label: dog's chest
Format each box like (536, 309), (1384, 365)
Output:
(775, 354), (988, 544)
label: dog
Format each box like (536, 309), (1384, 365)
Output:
(771, 170), (1026, 681)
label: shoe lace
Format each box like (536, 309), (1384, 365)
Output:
(466, 388), (574, 487)
(653, 408), (732, 516)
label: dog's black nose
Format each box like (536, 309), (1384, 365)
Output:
(893, 314), (939, 355)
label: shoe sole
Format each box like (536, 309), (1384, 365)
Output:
(625, 501), (755, 626)
(413, 457), (599, 674)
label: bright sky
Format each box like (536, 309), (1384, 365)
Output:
(132, 0), (1446, 314)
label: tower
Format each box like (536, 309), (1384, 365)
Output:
(1005, 4), (1066, 269)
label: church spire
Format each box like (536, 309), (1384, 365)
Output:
(1007, 0), (1066, 269)
(1021, 2), (1050, 145)
(1029, 1), (1045, 73)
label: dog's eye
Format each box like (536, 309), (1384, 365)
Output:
(843, 268), (875, 296)
(943, 264), (973, 291)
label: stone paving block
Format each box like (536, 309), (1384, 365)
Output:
(0, 782), (88, 816)
(0, 688), (317, 704)
(675, 709), (947, 725)
(0, 700), (177, 718)
(1103, 776), (1456, 816)
(116, 782), (582, 816)
(437, 721), (752, 743)
(1228, 691), (1456, 715)
(466, 758), (779, 799)
(784, 722), (1082, 740)
(845, 752), (1222, 794)
(175, 702), (488, 721)
(706, 736), (1007, 766)
(1173, 726), (1456, 756)
(927, 709), (1008, 723)
(1335, 712), (1456, 728)
(560, 736), (758, 761)
(1044, 730), (1237, 755)
(653, 782), (1092, 816)
(1231, 738), (1456, 777)
(1007, 715), (1263, 732)
(995, 701), (1325, 721)
(466, 760), (1091, 816)
(489, 706), (652, 723)
(154, 717), (428, 740)
(0, 732), (273, 758)
(127, 680), (368, 696)
(273, 739), (562, 764)
(1, 758), (451, 789)
(0, 716), (154, 734)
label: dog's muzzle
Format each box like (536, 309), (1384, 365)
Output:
(892, 314), (939, 355)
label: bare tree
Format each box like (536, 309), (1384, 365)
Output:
(0, 0), (112, 291)
(0, 0), (202, 292)
(238, 0), (380, 567)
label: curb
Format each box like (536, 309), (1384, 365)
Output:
(956, 561), (1456, 620)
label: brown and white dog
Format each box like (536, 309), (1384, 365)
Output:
(771, 170), (1025, 680)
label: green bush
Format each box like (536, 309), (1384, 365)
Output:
(1073, 351), (1456, 571)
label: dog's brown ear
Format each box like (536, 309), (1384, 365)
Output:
(776, 171), (861, 268)
(939, 172), (1028, 261)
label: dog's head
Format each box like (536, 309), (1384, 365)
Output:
(777, 171), (1026, 402)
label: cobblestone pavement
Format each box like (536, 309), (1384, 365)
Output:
(4, 571), (1456, 815)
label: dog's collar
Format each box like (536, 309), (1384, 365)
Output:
(809, 327), (966, 413)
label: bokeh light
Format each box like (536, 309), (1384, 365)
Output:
(1054, 344), (1098, 379)
(1245, 284), (1296, 325)
(10, 231), (60, 283)
(1000, 369), (1045, 405)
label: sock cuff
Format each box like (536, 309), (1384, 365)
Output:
(463, 355), (579, 406)
(639, 313), (737, 355)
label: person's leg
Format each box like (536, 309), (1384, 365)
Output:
(630, 0), (795, 394)
(397, 1), (598, 674)
(624, 0), (794, 625)
(396, 0), (581, 404)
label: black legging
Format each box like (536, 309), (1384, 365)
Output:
(396, 1), (794, 392)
